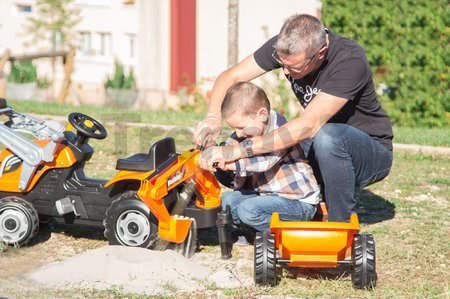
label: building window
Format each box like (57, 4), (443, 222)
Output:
(16, 4), (32, 13)
(78, 32), (92, 55)
(125, 34), (136, 59)
(98, 32), (111, 56)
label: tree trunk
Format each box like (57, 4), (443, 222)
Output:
(227, 0), (239, 68)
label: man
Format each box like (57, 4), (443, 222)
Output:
(194, 14), (393, 222)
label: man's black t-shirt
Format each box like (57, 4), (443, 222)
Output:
(253, 30), (393, 151)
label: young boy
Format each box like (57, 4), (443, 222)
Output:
(219, 82), (321, 237)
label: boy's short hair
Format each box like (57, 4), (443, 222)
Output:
(221, 82), (270, 118)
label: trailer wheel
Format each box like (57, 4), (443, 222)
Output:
(254, 231), (277, 286)
(352, 234), (377, 289)
(0, 196), (39, 246)
(104, 191), (158, 248)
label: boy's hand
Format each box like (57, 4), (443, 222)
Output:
(199, 144), (243, 171)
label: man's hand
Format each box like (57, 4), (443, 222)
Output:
(199, 144), (243, 171)
(192, 116), (222, 148)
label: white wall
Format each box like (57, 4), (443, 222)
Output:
(72, 1), (138, 84)
(0, 0), (35, 55)
(197, 0), (321, 81)
(0, 0), (321, 105)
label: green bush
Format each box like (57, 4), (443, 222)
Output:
(104, 60), (136, 90)
(322, 0), (449, 127)
(8, 60), (37, 84)
(37, 77), (51, 89)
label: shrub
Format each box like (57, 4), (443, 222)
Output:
(8, 60), (37, 84)
(105, 60), (136, 90)
(322, 0), (449, 127)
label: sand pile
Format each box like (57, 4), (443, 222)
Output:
(27, 246), (251, 295)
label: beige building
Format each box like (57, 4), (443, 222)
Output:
(0, 0), (321, 109)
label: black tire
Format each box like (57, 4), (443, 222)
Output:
(0, 196), (39, 246)
(352, 234), (377, 289)
(254, 231), (277, 286)
(104, 191), (158, 248)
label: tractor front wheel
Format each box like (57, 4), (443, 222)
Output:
(104, 191), (158, 248)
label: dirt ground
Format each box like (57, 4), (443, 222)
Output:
(0, 225), (255, 298)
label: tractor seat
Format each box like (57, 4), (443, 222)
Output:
(115, 137), (176, 172)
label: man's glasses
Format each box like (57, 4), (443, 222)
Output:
(272, 43), (326, 74)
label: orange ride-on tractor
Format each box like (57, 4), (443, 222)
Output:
(253, 203), (377, 289)
(0, 98), (223, 257)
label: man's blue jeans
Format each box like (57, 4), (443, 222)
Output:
(221, 190), (317, 232)
(301, 123), (393, 222)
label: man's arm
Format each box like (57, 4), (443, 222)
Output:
(193, 55), (267, 146)
(199, 92), (348, 171)
(233, 149), (287, 175)
(249, 92), (348, 154)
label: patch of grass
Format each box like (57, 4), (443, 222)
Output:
(393, 126), (450, 147)
(160, 282), (178, 293)
(0, 241), (6, 253)
(8, 99), (204, 127)
(430, 177), (450, 185)
(223, 289), (241, 296)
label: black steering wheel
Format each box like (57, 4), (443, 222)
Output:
(68, 112), (107, 140)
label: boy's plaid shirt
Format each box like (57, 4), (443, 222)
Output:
(226, 111), (320, 203)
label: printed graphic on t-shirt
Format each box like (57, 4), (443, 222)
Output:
(291, 79), (321, 108)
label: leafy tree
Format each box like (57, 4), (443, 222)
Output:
(322, 0), (449, 127)
(24, 0), (81, 51)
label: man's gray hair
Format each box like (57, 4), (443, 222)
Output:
(274, 14), (326, 58)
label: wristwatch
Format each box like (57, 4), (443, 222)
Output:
(241, 138), (254, 158)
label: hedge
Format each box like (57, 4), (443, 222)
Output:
(322, 0), (449, 127)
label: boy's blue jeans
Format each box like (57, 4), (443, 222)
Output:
(221, 190), (317, 232)
(301, 123), (393, 222)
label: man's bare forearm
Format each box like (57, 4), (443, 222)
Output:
(251, 117), (315, 155)
(206, 72), (236, 118)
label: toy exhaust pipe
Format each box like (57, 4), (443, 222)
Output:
(216, 205), (233, 260)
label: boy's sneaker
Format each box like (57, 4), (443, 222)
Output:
(231, 230), (253, 246)
(234, 235), (251, 246)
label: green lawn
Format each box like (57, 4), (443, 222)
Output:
(7, 99), (449, 147)
(393, 126), (449, 147)
(8, 99), (205, 127)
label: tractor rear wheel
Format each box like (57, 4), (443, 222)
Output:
(352, 234), (377, 289)
(0, 196), (39, 246)
(254, 231), (277, 286)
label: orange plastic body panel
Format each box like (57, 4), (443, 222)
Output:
(270, 212), (360, 268)
(137, 149), (221, 243)
(0, 140), (77, 193)
(104, 170), (150, 188)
